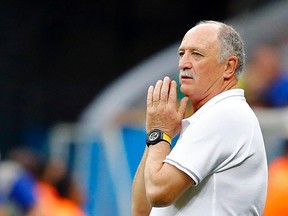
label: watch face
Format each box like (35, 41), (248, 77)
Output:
(149, 131), (159, 141)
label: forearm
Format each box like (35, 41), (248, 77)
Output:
(144, 142), (171, 206)
(132, 147), (151, 216)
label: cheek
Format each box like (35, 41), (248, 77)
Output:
(198, 66), (220, 83)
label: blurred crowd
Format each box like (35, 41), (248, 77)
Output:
(239, 41), (288, 108)
(263, 138), (288, 215)
(0, 147), (86, 216)
(239, 40), (288, 215)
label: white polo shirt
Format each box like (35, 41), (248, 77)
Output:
(150, 89), (268, 216)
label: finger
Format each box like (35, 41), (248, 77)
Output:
(147, 85), (154, 107)
(178, 96), (189, 118)
(160, 76), (171, 103)
(153, 80), (163, 103)
(168, 80), (178, 106)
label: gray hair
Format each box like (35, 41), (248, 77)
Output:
(196, 20), (245, 79)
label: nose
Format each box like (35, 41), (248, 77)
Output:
(178, 54), (192, 71)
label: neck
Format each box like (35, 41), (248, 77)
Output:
(191, 79), (238, 112)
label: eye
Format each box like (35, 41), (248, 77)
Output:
(192, 51), (202, 56)
(179, 50), (184, 57)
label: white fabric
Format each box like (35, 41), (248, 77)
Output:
(0, 161), (22, 196)
(150, 89), (268, 216)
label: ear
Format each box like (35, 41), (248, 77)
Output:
(223, 56), (238, 79)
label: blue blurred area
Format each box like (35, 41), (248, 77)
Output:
(121, 126), (146, 179)
(85, 140), (118, 216)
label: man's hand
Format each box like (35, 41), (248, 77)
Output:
(146, 76), (189, 138)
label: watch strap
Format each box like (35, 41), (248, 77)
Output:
(162, 132), (172, 145)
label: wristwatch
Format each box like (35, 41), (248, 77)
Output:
(146, 129), (171, 147)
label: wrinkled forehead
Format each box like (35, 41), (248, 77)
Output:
(180, 24), (220, 50)
(186, 24), (219, 43)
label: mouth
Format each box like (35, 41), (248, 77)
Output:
(181, 75), (193, 79)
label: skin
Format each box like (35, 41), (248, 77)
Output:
(132, 22), (239, 216)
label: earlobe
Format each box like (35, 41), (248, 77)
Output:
(224, 56), (237, 79)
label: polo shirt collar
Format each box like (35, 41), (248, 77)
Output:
(182, 88), (245, 126)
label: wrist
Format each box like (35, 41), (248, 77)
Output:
(146, 129), (171, 147)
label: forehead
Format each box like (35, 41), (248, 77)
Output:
(180, 24), (220, 50)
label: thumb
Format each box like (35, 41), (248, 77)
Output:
(178, 96), (189, 119)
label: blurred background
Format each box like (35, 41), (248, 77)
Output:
(1, 0), (288, 215)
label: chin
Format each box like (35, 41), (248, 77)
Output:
(180, 86), (190, 95)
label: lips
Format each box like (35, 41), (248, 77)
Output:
(180, 70), (194, 79)
(181, 75), (193, 79)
